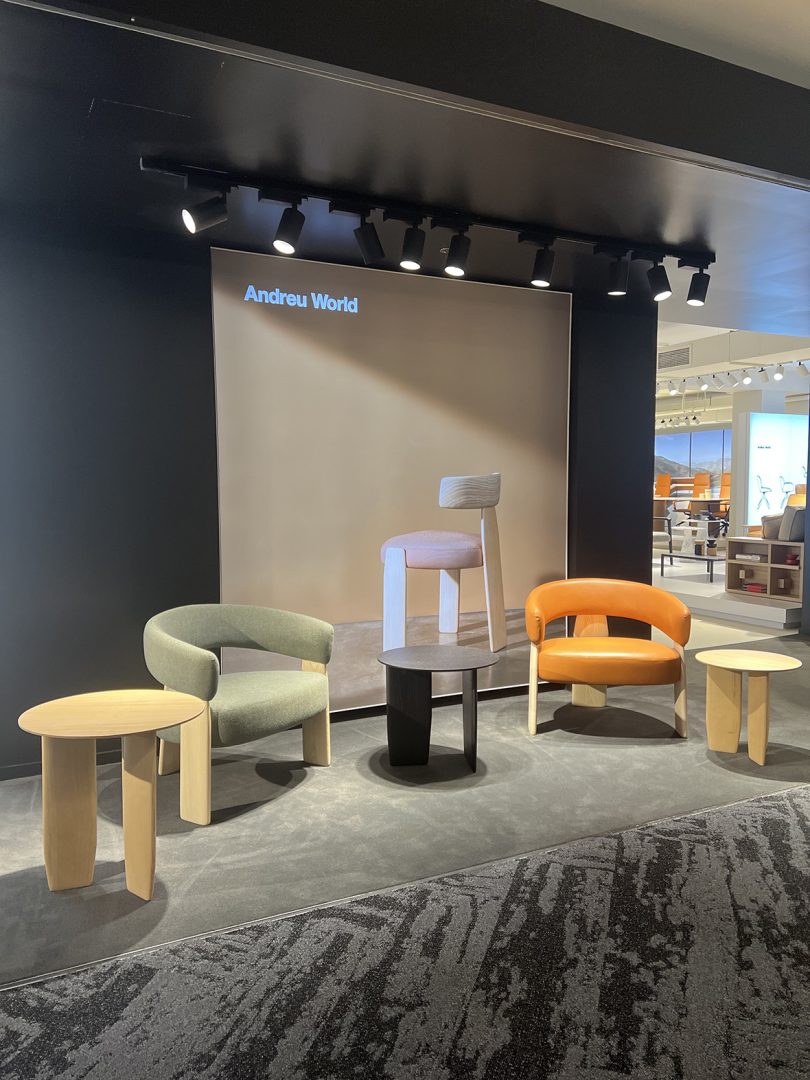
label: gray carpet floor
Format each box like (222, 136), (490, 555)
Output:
(2, 785), (810, 1079)
(2, 633), (810, 988)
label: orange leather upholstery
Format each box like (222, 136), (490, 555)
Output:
(525, 578), (690, 687)
(536, 638), (683, 686)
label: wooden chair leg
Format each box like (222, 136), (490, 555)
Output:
(438, 569), (461, 634)
(673, 645), (688, 738)
(180, 704), (212, 826)
(481, 507), (507, 652)
(383, 547), (407, 651)
(572, 684), (607, 707)
(302, 661), (331, 766)
(528, 642), (539, 735)
(158, 737), (180, 775)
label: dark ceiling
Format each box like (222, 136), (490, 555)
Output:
(1, 2), (808, 332)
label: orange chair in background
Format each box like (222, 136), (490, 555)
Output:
(692, 472), (711, 498)
(525, 578), (691, 738)
(654, 474), (671, 497)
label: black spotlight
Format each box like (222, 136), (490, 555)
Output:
(687, 269), (710, 307)
(400, 224), (426, 271)
(530, 245), (555, 288)
(444, 232), (471, 277)
(608, 257), (630, 296)
(354, 214), (385, 265)
(647, 261), (672, 302)
(273, 204), (305, 255)
(181, 194), (228, 234)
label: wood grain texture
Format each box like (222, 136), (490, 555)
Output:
(122, 732), (157, 901)
(528, 642), (539, 736)
(41, 737), (97, 891)
(180, 704), (212, 826)
(481, 507), (507, 652)
(382, 546), (407, 651)
(747, 673), (770, 766)
(19, 689), (205, 739)
(571, 684), (608, 708)
(438, 569), (461, 633)
(696, 648), (802, 674)
(573, 614), (609, 637)
(673, 643), (688, 738)
(158, 738), (180, 776)
(301, 660), (331, 766)
(704, 667), (743, 754)
(438, 473), (500, 510)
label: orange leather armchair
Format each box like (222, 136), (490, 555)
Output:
(525, 578), (691, 738)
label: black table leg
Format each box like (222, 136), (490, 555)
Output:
(462, 668), (477, 772)
(386, 667), (432, 766)
(709, 559), (714, 583)
(660, 554), (665, 576)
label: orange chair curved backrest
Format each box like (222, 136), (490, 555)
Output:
(526, 578), (691, 647)
(692, 472), (711, 497)
(654, 474), (671, 497)
(720, 472), (732, 501)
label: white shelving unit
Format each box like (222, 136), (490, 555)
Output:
(726, 536), (804, 603)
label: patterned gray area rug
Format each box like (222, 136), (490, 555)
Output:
(3, 787), (810, 1079)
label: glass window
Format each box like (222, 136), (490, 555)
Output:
(690, 429), (724, 492)
(655, 432), (690, 478)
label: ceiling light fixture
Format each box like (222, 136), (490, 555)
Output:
(399, 224), (426, 271)
(444, 230), (471, 278)
(686, 269), (710, 307)
(647, 261), (672, 302)
(354, 212), (385, 265)
(668, 381), (678, 396)
(758, 367), (769, 383)
(272, 202), (306, 255)
(798, 362), (810, 377)
(773, 365), (785, 381)
(181, 193), (228, 235)
(699, 377), (710, 391)
(711, 374), (724, 391)
(607, 256), (630, 297)
(742, 370), (753, 385)
(530, 245), (555, 288)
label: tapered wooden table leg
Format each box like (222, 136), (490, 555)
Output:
(705, 667), (743, 753)
(747, 673), (770, 767)
(42, 736), (97, 891)
(462, 668), (478, 772)
(122, 732), (157, 901)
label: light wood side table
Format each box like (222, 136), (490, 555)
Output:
(695, 650), (802, 766)
(19, 689), (205, 900)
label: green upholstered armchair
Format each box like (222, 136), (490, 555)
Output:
(143, 604), (334, 825)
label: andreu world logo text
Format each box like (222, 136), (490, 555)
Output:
(243, 284), (359, 313)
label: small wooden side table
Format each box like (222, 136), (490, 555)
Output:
(19, 690), (205, 900)
(695, 649), (802, 765)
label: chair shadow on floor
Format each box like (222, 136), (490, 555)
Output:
(538, 704), (683, 742)
(707, 743), (810, 782)
(96, 754), (309, 835)
(363, 745), (489, 788)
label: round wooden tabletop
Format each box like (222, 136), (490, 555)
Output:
(378, 644), (499, 672)
(694, 649), (802, 674)
(19, 689), (206, 739)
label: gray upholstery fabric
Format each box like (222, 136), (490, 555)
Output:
(778, 504), (805, 541)
(143, 604), (333, 747)
(761, 513), (783, 539)
(160, 670), (328, 748)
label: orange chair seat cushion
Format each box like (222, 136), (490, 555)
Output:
(536, 637), (682, 686)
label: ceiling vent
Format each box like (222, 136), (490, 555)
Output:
(657, 345), (691, 371)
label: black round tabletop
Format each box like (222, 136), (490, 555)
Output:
(377, 644), (499, 672)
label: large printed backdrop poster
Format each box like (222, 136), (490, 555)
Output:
(212, 247), (570, 627)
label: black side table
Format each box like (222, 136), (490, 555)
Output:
(377, 645), (498, 772)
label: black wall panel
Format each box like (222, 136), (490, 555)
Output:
(568, 293), (658, 635)
(0, 225), (220, 776)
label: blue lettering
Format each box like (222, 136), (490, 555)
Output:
(244, 284), (259, 302)
(311, 292), (329, 309)
(348, 297), (358, 313)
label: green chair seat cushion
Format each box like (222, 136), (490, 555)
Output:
(159, 670), (328, 748)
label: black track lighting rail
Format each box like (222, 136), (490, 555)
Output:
(140, 156), (716, 268)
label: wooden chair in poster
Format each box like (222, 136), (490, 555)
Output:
(380, 473), (507, 653)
